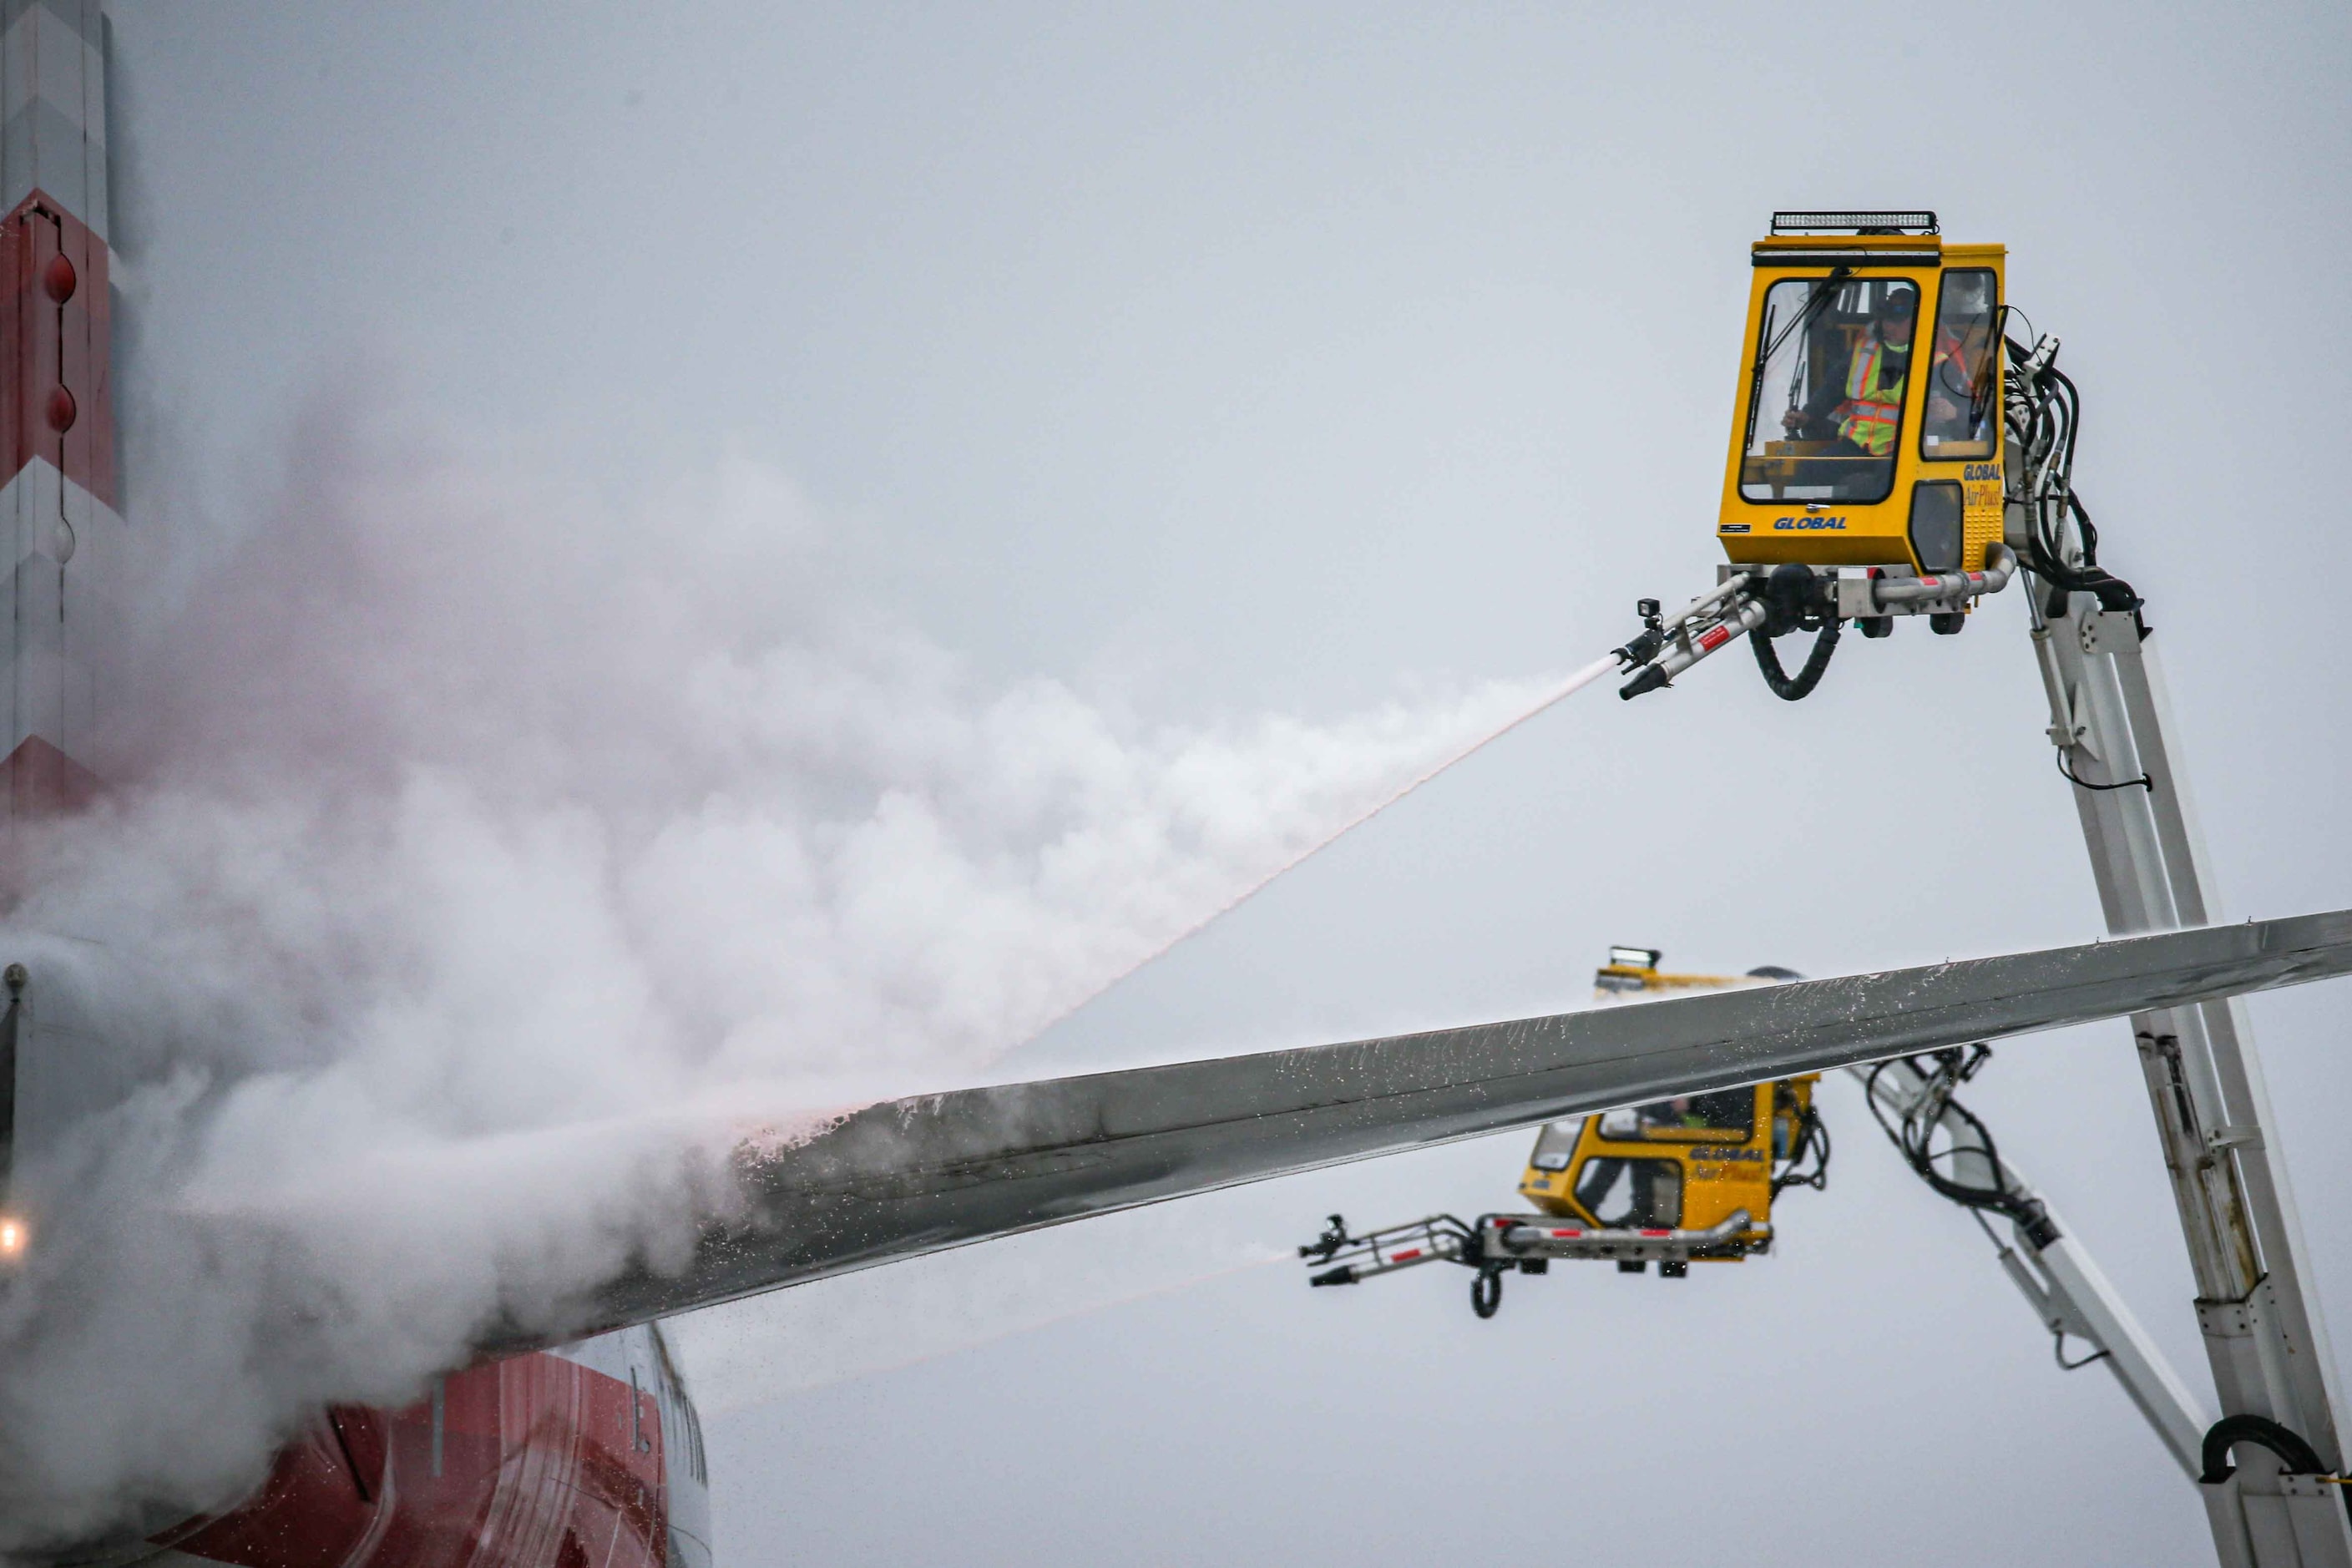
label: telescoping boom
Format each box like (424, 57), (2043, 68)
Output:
(1591, 210), (2348, 1565)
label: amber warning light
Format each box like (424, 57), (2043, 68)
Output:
(0, 1216), (27, 1259)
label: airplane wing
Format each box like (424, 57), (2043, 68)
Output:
(513, 909), (2352, 1355)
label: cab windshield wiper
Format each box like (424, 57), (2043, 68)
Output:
(1742, 265), (1852, 454)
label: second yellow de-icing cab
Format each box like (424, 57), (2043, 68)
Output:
(1515, 1079), (1823, 1269)
(1297, 949), (1828, 1318)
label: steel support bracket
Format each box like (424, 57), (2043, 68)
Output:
(2202, 1298), (2259, 1340)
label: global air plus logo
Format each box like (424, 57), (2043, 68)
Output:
(1772, 514), (1848, 530)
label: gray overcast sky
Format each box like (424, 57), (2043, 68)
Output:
(113, 3), (2352, 1564)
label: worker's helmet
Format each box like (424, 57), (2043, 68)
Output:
(1876, 284), (1917, 319)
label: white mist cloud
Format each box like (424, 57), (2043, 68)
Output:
(0, 392), (1583, 1550)
(669, 1207), (1292, 1412)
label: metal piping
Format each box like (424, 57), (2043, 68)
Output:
(1874, 542), (2018, 609)
(1620, 595), (1768, 697)
(1622, 546), (2016, 700)
(1497, 1209), (1753, 1257)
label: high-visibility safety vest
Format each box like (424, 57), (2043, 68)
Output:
(1933, 328), (1973, 383)
(1926, 328), (1992, 443)
(1836, 332), (1909, 456)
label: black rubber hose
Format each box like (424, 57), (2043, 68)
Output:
(2004, 354), (2147, 629)
(1752, 620), (1841, 701)
(1772, 1103), (1832, 1196)
(1864, 1058), (2044, 1230)
(1470, 1269), (1503, 1319)
(2200, 1414), (2326, 1485)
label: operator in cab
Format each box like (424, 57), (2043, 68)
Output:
(1923, 271), (1999, 457)
(1782, 281), (1917, 458)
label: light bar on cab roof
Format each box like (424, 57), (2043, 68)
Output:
(1769, 210), (1940, 235)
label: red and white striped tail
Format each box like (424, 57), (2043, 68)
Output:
(0, 0), (119, 823)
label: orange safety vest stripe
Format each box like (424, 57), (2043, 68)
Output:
(1933, 329), (1984, 392)
(1837, 334), (1908, 455)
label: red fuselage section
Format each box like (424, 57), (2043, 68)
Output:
(141, 1328), (713, 1568)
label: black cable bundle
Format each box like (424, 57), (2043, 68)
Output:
(1771, 1085), (1833, 1196)
(1864, 1046), (2056, 1246)
(1752, 561), (1841, 701)
(2002, 339), (2147, 635)
(1752, 619), (1840, 701)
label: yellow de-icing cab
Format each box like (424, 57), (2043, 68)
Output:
(1717, 211), (2006, 584)
(1611, 210), (2027, 702)
(1297, 948), (1833, 1306)
(1512, 948), (1823, 1266)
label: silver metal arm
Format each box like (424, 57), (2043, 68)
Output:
(1999, 319), (2352, 1559)
(2031, 589), (2352, 1565)
(1852, 1057), (2212, 1478)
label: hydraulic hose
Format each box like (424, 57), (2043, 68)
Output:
(1752, 619), (1840, 701)
(2199, 1413), (2327, 1485)
(2000, 340), (2147, 630)
(1864, 1050), (2059, 1247)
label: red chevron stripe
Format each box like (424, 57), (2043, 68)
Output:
(0, 191), (114, 507)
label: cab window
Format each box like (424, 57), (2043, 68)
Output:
(1740, 275), (1921, 504)
(1528, 1120), (1581, 1171)
(1600, 1090), (1755, 1141)
(1920, 269), (1999, 460)
(1574, 1158), (1683, 1227)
